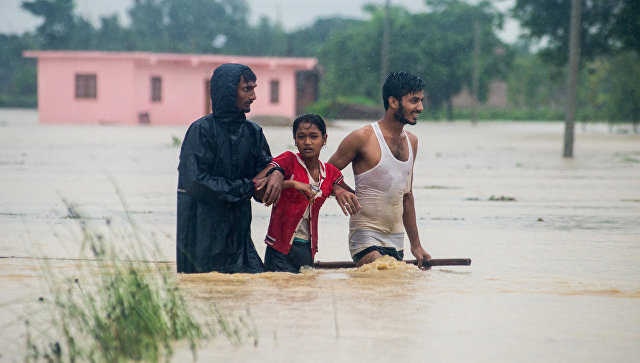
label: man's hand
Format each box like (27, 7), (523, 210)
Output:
(259, 171), (283, 206)
(336, 190), (360, 216)
(410, 245), (432, 270)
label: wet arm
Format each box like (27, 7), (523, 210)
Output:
(403, 132), (430, 267)
(327, 130), (365, 171)
(403, 191), (431, 268)
(333, 182), (360, 216)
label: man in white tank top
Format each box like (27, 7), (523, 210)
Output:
(328, 72), (431, 268)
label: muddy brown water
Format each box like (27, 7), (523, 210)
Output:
(1, 109), (639, 361)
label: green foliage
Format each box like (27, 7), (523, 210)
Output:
(286, 17), (362, 57)
(305, 96), (382, 120)
(171, 135), (182, 147)
(232, 16), (288, 56)
(605, 52), (640, 125)
(126, 0), (170, 51)
(95, 15), (132, 51)
(0, 34), (39, 107)
(577, 51), (640, 126)
(318, 1), (511, 120)
(443, 106), (564, 121)
(166, 0), (250, 54)
(513, 0), (640, 65)
(4, 0), (638, 128)
(506, 50), (564, 109)
(25, 199), (257, 362)
(21, 0), (98, 50)
(317, 8), (394, 102)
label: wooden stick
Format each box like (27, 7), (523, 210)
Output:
(313, 258), (471, 269)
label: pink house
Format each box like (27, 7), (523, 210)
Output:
(23, 50), (319, 125)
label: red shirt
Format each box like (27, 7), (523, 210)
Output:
(264, 151), (344, 258)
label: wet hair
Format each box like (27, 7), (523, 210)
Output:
(240, 66), (256, 83)
(382, 72), (426, 110)
(292, 113), (327, 137)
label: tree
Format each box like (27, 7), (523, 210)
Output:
(95, 14), (133, 51)
(512, 0), (640, 64)
(127, 0), (170, 52)
(601, 52), (640, 131)
(231, 16), (288, 56)
(286, 17), (361, 57)
(164, 0), (251, 54)
(420, 0), (510, 119)
(0, 34), (39, 106)
(318, 6), (406, 102)
(21, 0), (97, 49)
(318, 1), (510, 120)
(514, 0), (640, 149)
(506, 46), (564, 110)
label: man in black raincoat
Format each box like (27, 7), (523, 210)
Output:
(177, 63), (283, 273)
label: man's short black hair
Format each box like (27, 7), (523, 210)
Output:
(382, 72), (426, 110)
(240, 66), (256, 83)
(292, 113), (327, 137)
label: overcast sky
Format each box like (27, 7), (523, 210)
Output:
(1, 0), (520, 43)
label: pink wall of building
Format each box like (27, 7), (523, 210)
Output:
(23, 51), (318, 125)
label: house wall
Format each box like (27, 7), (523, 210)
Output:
(134, 60), (213, 125)
(132, 62), (301, 125)
(37, 57), (136, 124)
(27, 51), (318, 125)
(250, 64), (298, 119)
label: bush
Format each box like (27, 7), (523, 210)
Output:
(24, 198), (257, 362)
(306, 96), (383, 120)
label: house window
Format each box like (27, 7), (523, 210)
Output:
(270, 80), (279, 104)
(151, 76), (162, 102)
(75, 74), (96, 99)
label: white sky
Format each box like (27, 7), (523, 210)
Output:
(0, 0), (520, 43)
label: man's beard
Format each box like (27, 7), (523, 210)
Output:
(393, 103), (417, 125)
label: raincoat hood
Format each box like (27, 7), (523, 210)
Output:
(209, 63), (252, 122)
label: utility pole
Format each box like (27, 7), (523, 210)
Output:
(564, 0), (582, 158)
(381, 0), (390, 85)
(472, 20), (481, 125)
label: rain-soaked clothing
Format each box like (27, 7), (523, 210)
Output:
(176, 64), (271, 273)
(264, 151), (344, 261)
(348, 122), (413, 258)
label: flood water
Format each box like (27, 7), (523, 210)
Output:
(1, 109), (639, 362)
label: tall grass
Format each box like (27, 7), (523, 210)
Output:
(24, 197), (256, 362)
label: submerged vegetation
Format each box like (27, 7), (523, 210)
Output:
(24, 198), (257, 362)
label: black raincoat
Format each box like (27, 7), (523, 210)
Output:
(176, 64), (272, 273)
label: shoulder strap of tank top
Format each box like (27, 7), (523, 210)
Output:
(371, 122), (391, 159)
(404, 130), (414, 164)
(373, 121), (413, 163)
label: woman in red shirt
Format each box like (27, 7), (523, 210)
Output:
(254, 114), (359, 273)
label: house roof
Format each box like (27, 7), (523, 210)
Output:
(23, 50), (318, 70)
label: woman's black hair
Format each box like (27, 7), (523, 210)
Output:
(292, 113), (327, 137)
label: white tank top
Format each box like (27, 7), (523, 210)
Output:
(349, 122), (414, 236)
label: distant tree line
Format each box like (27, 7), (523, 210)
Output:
(1, 0), (638, 128)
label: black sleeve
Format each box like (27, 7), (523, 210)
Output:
(254, 127), (273, 177)
(178, 123), (254, 203)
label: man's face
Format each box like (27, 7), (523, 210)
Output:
(393, 90), (424, 125)
(236, 75), (257, 113)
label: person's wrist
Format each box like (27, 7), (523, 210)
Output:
(265, 166), (284, 177)
(335, 189), (346, 198)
